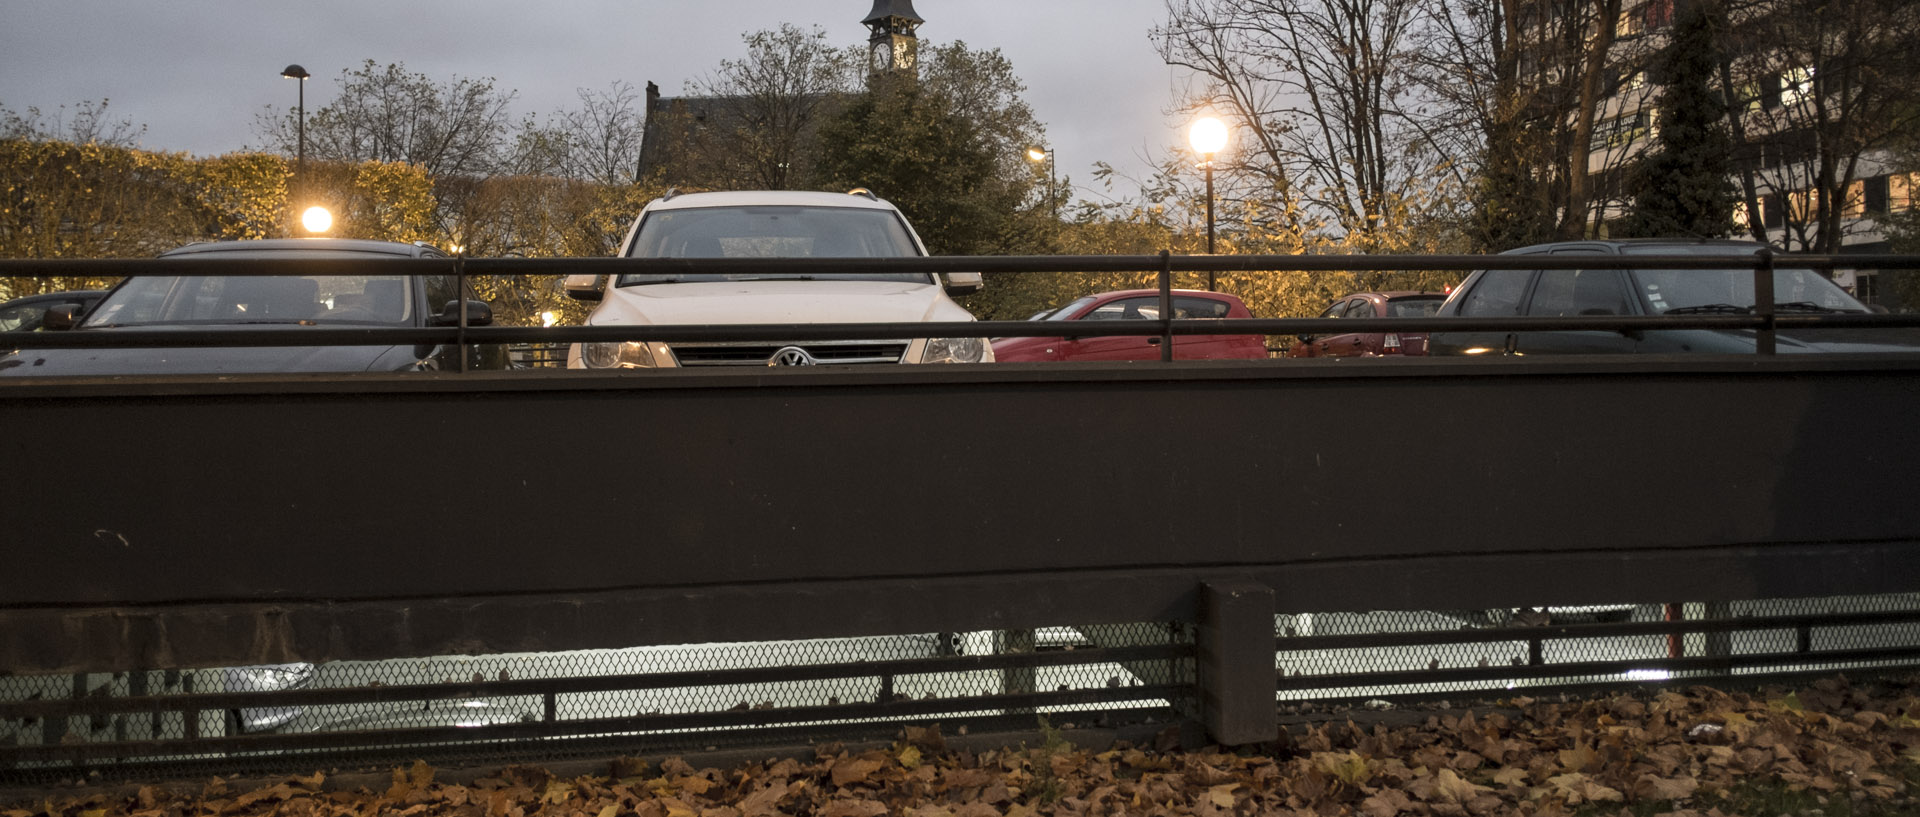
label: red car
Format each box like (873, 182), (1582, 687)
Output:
(1289, 291), (1447, 357)
(991, 289), (1269, 362)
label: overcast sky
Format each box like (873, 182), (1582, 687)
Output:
(0, 0), (1197, 207)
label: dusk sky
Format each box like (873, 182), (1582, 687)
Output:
(0, 1), (1200, 207)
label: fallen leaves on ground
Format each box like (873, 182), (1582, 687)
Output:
(7, 676), (1919, 817)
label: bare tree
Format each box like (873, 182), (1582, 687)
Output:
(252, 60), (519, 179)
(511, 82), (648, 186)
(1718, 0), (1920, 252)
(1, 99), (146, 147)
(648, 24), (858, 190)
(1153, 0), (1457, 247)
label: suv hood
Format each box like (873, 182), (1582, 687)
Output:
(592, 280), (972, 326)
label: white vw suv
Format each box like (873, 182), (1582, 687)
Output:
(564, 190), (991, 368)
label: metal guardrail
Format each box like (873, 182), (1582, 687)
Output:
(4, 252), (1918, 359)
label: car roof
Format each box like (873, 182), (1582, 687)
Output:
(1084, 288), (1244, 301)
(642, 190), (902, 213)
(1337, 291), (1444, 300)
(158, 238), (445, 258)
(1502, 238), (1769, 255)
(2, 290), (108, 307)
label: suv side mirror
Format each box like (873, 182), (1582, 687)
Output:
(563, 274), (605, 302)
(942, 272), (983, 297)
(39, 304), (81, 331)
(432, 299), (493, 327)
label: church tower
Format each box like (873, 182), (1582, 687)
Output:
(863, 0), (924, 74)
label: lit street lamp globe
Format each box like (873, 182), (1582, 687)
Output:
(1188, 116), (1230, 156)
(300, 205), (333, 234)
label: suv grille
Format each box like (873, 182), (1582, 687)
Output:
(669, 341), (910, 367)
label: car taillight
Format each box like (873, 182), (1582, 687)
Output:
(1383, 333), (1403, 353)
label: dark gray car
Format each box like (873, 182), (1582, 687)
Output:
(0, 239), (503, 376)
(1428, 239), (1918, 356)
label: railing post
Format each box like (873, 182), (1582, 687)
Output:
(1755, 248), (1776, 356)
(1158, 250), (1173, 363)
(454, 253), (471, 373)
(1197, 581), (1276, 746)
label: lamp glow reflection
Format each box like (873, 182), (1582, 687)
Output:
(300, 206), (333, 233)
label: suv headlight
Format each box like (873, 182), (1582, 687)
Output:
(922, 337), (987, 364)
(581, 341), (657, 368)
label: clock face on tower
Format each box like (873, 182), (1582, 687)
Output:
(871, 36), (916, 72)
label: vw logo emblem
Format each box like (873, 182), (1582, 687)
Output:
(768, 346), (817, 367)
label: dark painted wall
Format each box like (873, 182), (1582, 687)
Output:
(4, 356), (1918, 673)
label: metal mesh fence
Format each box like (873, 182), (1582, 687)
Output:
(0, 623), (1189, 785)
(5, 594), (1919, 786)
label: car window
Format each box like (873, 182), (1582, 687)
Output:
(83, 276), (415, 327)
(1527, 270), (1631, 316)
(1080, 296), (1161, 321)
(0, 303), (52, 331)
(1384, 297), (1444, 318)
(1456, 269), (1533, 317)
(1342, 299), (1377, 318)
(619, 205), (929, 286)
(1318, 300), (1346, 319)
(1047, 296), (1099, 321)
(1172, 296), (1231, 319)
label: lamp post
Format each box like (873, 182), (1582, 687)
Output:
(1026, 146), (1057, 220)
(281, 64), (310, 235)
(1188, 116), (1229, 290)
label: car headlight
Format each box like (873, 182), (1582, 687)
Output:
(581, 341), (657, 368)
(922, 337), (986, 364)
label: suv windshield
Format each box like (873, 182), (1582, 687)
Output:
(1623, 245), (1865, 315)
(81, 275), (416, 328)
(618, 205), (930, 286)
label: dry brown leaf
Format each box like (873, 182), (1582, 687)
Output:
(1490, 767), (1528, 787)
(830, 756), (886, 788)
(1206, 783), (1238, 808)
(1547, 772), (1624, 805)
(1633, 774), (1700, 801)
(1432, 768), (1492, 803)
(1359, 788), (1413, 817)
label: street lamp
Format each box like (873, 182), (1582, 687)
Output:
(281, 64), (310, 235)
(1188, 116), (1230, 290)
(300, 205), (333, 234)
(1026, 145), (1057, 219)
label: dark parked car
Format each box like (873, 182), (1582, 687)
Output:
(0, 239), (504, 376)
(0, 290), (107, 332)
(1428, 239), (1919, 356)
(991, 289), (1268, 362)
(1289, 291), (1447, 357)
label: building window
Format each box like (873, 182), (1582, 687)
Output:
(1864, 176), (1890, 215)
(1843, 180), (1866, 219)
(1591, 110), (1654, 151)
(1763, 193), (1784, 228)
(1780, 66), (1815, 106)
(1893, 174), (1915, 212)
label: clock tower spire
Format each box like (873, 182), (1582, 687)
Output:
(862, 0), (924, 74)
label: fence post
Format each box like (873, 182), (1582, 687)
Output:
(1198, 581), (1276, 745)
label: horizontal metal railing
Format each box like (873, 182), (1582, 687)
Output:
(4, 252), (1918, 357)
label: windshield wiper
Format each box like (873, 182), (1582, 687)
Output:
(1771, 301), (1857, 313)
(1662, 303), (1750, 315)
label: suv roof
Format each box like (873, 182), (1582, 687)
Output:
(159, 238), (446, 258)
(643, 190), (900, 213)
(1504, 238), (1769, 255)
